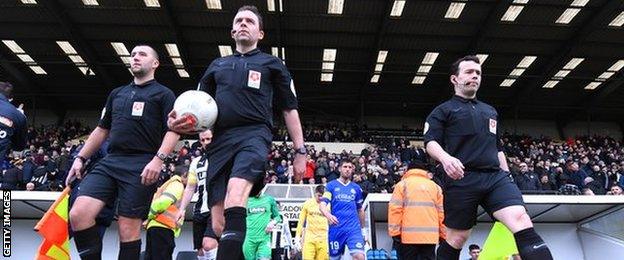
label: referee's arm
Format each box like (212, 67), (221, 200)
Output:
(498, 152), (510, 172)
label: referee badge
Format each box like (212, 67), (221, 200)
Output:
(489, 118), (497, 134)
(248, 70), (261, 89)
(132, 102), (145, 117)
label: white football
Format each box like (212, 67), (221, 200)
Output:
(173, 90), (218, 133)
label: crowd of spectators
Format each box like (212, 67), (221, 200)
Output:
(2, 120), (624, 197)
(501, 134), (624, 195)
(0, 120), (91, 191)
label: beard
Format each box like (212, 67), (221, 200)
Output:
(131, 66), (147, 77)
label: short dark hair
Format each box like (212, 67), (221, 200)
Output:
(468, 244), (480, 251)
(339, 160), (353, 168)
(237, 5), (263, 29)
(133, 44), (159, 61)
(315, 185), (325, 194)
(0, 82), (14, 99)
(450, 55), (480, 76)
(174, 165), (189, 178)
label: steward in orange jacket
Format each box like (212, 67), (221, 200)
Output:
(388, 162), (445, 260)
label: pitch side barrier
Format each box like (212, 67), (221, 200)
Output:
(9, 187), (624, 259)
(365, 193), (624, 260)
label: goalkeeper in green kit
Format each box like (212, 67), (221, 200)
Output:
(244, 194), (282, 260)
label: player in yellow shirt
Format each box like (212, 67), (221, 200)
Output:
(295, 185), (329, 260)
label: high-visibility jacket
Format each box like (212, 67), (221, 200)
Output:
(388, 169), (446, 244)
(147, 175), (185, 237)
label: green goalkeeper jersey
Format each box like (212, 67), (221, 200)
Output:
(246, 194), (282, 239)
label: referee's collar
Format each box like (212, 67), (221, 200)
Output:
(234, 48), (260, 57)
(131, 79), (157, 88)
(452, 95), (478, 104)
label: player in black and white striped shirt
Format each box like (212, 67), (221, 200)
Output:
(177, 130), (221, 260)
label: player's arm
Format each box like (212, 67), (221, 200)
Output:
(319, 190), (338, 225)
(176, 161), (198, 222)
(265, 196), (282, 233)
(356, 186), (366, 228)
(295, 202), (308, 239)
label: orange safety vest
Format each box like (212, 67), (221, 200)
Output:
(152, 177), (183, 229)
(388, 169), (446, 244)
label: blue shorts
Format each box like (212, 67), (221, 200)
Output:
(77, 154), (156, 219)
(328, 226), (365, 258)
(205, 125), (271, 207)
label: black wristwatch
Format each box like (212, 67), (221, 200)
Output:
(295, 147), (307, 155)
(75, 155), (87, 164)
(155, 152), (168, 162)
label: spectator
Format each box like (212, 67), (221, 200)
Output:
(25, 182), (35, 191)
(375, 168), (394, 193)
(567, 162), (589, 189)
(326, 160), (339, 181)
(353, 174), (375, 198)
(539, 174), (557, 191)
(609, 185), (623, 195)
(275, 160), (288, 183)
(1, 161), (22, 190)
(304, 155), (315, 183)
(514, 163), (540, 191)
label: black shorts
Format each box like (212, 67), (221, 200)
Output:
(205, 125), (271, 207)
(192, 212), (214, 250)
(442, 170), (524, 230)
(77, 154), (157, 219)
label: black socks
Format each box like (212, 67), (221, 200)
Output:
(118, 240), (141, 260)
(514, 227), (553, 260)
(74, 225), (102, 260)
(216, 207), (247, 260)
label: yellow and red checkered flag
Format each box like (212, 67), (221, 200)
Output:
(34, 187), (71, 260)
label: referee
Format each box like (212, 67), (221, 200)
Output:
(424, 55), (553, 260)
(66, 45), (180, 260)
(168, 5), (306, 260)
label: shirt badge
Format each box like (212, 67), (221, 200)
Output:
(132, 102), (145, 117)
(489, 118), (497, 134)
(248, 70), (261, 89)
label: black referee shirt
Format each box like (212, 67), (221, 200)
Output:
(424, 95), (502, 172)
(198, 48), (298, 131)
(99, 79), (175, 155)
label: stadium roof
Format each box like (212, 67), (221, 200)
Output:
(1, 0), (623, 124)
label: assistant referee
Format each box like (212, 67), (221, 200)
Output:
(424, 55), (553, 260)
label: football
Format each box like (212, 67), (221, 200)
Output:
(173, 90), (218, 133)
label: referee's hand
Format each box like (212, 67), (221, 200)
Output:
(167, 110), (196, 135)
(141, 158), (162, 185)
(440, 155), (465, 180)
(65, 158), (84, 186)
